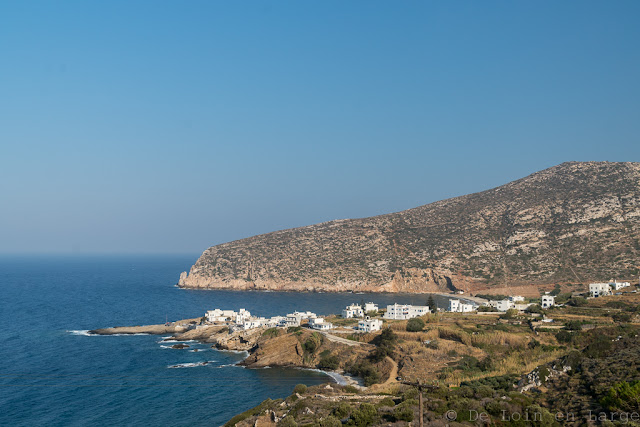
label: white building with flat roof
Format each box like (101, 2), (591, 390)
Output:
(363, 302), (378, 313)
(496, 300), (515, 312)
(509, 296), (525, 303)
(309, 317), (333, 330)
(611, 280), (631, 291)
(342, 304), (364, 318)
(448, 299), (474, 313)
(205, 309), (238, 323)
(234, 309), (252, 324)
(358, 317), (383, 333)
(541, 295), (555, 309)
(589, 282), (612, 297)
(243, 317), (269, 329)
(383, 304), (429, 320)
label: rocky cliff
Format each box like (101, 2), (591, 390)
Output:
(179, 162), (640, 293)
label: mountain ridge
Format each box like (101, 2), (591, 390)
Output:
(179, 161), (640, 294)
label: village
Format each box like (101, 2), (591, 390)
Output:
(196, 279), (635, 336)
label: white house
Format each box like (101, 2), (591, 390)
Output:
(541, 295), (555, 309)
(309, 317), (333, 331)
(509, 296), (525, 303)
(448, 299), (474, 313)
(358, 317), (383, 333)
(243, 317), (268, 329)
(383, 304), (430, 320)
(611, 280), (631, 291)
(496, 300), (515, 312)
(234, 309), (252, 324)
(589, 282), (612, 297)
(363, 302), (378, 313)
(342, 304), (364, 318)
(280, 313), (303, 327)
(205, 309), (237, 323)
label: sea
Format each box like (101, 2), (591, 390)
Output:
(0, 255), (455, 426)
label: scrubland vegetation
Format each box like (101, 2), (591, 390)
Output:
(228, 293), (640, 426)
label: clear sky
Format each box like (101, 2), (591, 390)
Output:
(1, 1), (639, 255)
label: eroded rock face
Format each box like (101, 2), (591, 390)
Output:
(241, 334), (305, 368)
(179, 162), (640, 292)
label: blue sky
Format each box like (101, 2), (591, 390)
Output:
(1, 1), (639, 254)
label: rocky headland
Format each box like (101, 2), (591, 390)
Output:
(178, 162), (640, 295)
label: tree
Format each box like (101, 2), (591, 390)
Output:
(406, 317), (425, 332)
(427, 295), (436, 312)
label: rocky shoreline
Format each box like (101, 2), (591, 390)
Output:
(89, 318), (368, 384)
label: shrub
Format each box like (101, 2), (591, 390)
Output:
(370, 328), (397, 362)
(402, 387), (419, 401)
(262, 328), (279, 338)
(288, 326), (302, 333)
(377, 397), (395, 407)
(350, 403), (377, 427)
(406, 317), (425, 332)
(601, 381), (640, 412)
(612, 312), (632, 323)
(318, 353), (340, 370)
(526, 304), (543, 314)
(564, 320), (583, 331)
(318, 416), (342, 427)
(568, 297), (587, 307)
(393, 403), (414, 422)
(555, 330), (573, 343)
(333, 402), (352, 418)
(478, 306), (499, 312)
(277, 416), (298, 427)
(293, 384), (307, 394)
(348, 360), (381, 386)
(500, 309), (519, 319)
(343, 385), (359, 394)
(303, 334), (322, 353)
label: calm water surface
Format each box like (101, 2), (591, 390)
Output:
(0, 255), (453, 426)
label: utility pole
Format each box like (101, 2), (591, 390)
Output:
(401, 380), (438, 427)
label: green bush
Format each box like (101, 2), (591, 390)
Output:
(568, 297), (587, 307)
(526, 304), (543, 314)
(318, 353), (340, 370)
(303, 332), (323, 353)
(555, 330), (573, 343)
(377, 397), (395, 407)
(293, 384), (307, 394)
(612, 312), (632, 323)
(277, 416), (298, 427)
(333, 401), (352, 418)
(393, 403), (414, 422)
(349, 403), (377, 427)
(343, 385), (359, 394)
(318, 416), (342, 427)
(406, 317), (425, 332)
(601, 381), (640, 412)
(402, 387), (419, 401)
(262, 328), (279, 338)
(347, 360), (381, 386)
(564, 320), (583, 331)
(500, 308), (519, 319)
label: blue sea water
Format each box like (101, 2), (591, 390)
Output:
(0, 255), (454, 426)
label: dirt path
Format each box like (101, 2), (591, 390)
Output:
(370, 356), (399, 391)
(319, 331), (366, 347)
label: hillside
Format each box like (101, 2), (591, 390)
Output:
(178, 161), (640, 294)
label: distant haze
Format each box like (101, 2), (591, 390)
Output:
(1, 1), (639, 254)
